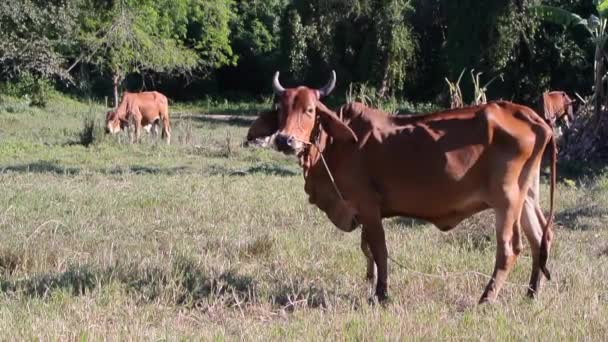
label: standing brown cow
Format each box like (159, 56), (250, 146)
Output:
(538, 91), (575, 133)
(105, 91), (171, 144)
(247, 71), (557, 304)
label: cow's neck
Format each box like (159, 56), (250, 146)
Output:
(300, 122), (329, 179)
(115, 98), (130, 120)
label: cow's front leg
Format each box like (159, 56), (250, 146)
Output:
(362, 219), (388, 302)
(360, 235), (377, 296)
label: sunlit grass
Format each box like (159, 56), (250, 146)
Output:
(0, 94), (607, 339)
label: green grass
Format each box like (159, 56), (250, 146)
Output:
(1, 94), (608, 339)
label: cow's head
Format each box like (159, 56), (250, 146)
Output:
(246, 72), (361, 232)
(246, 71), (357, 155)
(105, 110), (128, 134)
(105, 110), (120, 134)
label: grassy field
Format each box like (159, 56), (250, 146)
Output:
(1, 94), (608, 340)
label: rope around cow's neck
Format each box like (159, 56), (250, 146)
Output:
(293, 134), (346, 203)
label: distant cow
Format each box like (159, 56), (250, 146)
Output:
(538, 91), (575, 136)
(105, 91), (171, 144)
(247, 71), (557, 304)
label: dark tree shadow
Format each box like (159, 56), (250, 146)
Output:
(0, 161), (190, 176)
(555, 205), (608, 230)
(187, 115), (256, 128)
(104, 165), (189, 176)
(207, 163), (297, 177)
(0, 161), (80, 175)
(0, 259), (254, 307)
(0, 259), (363, 311)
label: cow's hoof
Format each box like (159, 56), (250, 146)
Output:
(478, 295), (497, 305)
(526, 288), (538, 299)
(367, 294), (391, 306)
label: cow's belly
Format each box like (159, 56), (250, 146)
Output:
(382, 187), (488, 229)
(371, 162), (490, 229)
(140, 116), (159, 126)
(362, 133), (492, 228)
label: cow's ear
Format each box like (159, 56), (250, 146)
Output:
(247, 110), (279, 142)
(315, 101), (358, 143)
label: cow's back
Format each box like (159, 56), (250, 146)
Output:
(126, 91), (168, 123)
(340, 101), (547, 226)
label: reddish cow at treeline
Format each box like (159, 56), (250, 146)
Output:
(538, 91), (575, 132)
(246, 71), (557, 304)
(105, 91), (171, 144)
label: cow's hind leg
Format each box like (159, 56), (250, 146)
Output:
(522, 171), (553, 297)
(151, 119), (159, 137)
(521, 194), (544, 297)
(480, 189), (525, 304)
(161, 109), (171, 145)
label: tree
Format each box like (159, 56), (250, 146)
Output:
(0, 0), (78, 80)
(532, 1), (606, 116)
(76, 0), (235, 107)
(280, 0), (417, 96)
(532, 0), (608, 160)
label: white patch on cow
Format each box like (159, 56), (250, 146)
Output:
(143, 124), (153, 133)
(107, 122), (121, 134)
(249, 133), (276, 148)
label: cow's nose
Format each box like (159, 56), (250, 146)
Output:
(275, 134), (295, 154)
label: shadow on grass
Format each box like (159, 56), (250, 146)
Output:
(0, 258), (356, 310)
(0, 161), (190, 176)
(0, 259), (254, 307)
(104, 165), (189, 176)
(188, 115), (256, 128)
(555, 205), (608, 230)
(0, 161), (80, 175)
(207, 163), (297, 177)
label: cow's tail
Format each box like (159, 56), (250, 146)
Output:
(539, 134), (556, 280)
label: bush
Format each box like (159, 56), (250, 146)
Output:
(0, 72), (53, 107)
(78, 116), (104, 147)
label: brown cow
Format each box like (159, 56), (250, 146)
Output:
(246, 72), (557, 303)
(105, 91), (171, 144)
(538, 91), (575, 134)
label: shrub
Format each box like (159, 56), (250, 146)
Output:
(0, 72), (53, 107)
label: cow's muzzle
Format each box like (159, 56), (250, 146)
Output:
(274, 133), (302, 155)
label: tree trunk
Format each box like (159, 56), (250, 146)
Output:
(112, 73), (121, 109)
(594, 44), (605, 119)
(377, 56), (391, 98)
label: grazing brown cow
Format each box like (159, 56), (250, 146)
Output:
(247, 72), (557, 303)
(538, 91), (575, 134)
(105, 91), (171, 144)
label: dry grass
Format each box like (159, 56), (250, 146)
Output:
(0, 96), (607, 339)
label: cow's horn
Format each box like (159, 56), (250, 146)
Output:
(318, 70), (336, 98)
(272, 71), (285, 96)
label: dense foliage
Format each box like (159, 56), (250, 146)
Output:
(0, 0), (598, 106)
